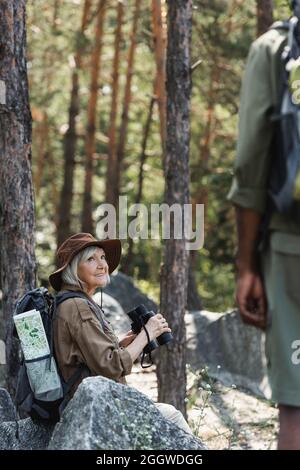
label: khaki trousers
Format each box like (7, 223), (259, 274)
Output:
(155, 402), (193, 434)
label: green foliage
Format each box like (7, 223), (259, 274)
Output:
(197, 250), (236, 311)
(135, 278), (160, 305)
(28, 0), (281, 310)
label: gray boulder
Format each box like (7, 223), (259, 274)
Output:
(0, 307), (6, 388)
(102, 272), (158, 314)
(185, 310), (271, 398)
(0, 340), (5, 365)
(49, 376), (205, 450)
(0, 388), (16, 424)
(97, 278), (270, 398)
(0, 418), (54, 450)
(0, 365), (5, 389)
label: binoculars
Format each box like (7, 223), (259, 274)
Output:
(127, 304), (173, 354)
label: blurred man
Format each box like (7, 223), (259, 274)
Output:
(228, 0), (300, 450)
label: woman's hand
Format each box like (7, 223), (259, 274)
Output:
(125, 314), (172, 362)
(119, 330), (137, 348)
(145, 314), (172, 341)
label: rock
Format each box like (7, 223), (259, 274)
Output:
(0, 306), (6, 388)
(0, 340), (5, 365)
(187, 378), (278, 450)
(102, 272), (158, 315)
(49, 376), (205, 450)
(185, 310), (271, 399)
(0, 418), (54, 450)
(97, 278), (270, 397)
(0, 367), (6, 391)
(93, 291), (130, 335)
(0, 388), (16, 424)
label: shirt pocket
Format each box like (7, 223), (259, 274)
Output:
(270, 232), (300, 255)
(270, 232), (300, 304)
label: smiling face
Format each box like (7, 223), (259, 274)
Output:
(77, 247), (109, 295)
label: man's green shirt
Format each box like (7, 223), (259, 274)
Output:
(228, 26), (300, 252)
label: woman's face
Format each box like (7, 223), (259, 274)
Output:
(77, 247), (109, 294)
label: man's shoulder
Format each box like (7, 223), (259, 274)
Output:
(251, 24), (288, 54)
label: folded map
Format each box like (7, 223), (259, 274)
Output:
(13, 309), (50, 360)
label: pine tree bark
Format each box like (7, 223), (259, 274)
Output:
(187, 250), (202, 310)
(48, 145), (60, 224)
(34, 112), (49, 196)
(188, 3), (238, 311)
(57, 0), (92, 248)
(52, 0), (60, 29)
(114, 0), (141, 209)
(188, 64), (217, 311)
(82, 0), (106, 234)
(256, 0), (273, 37)
(121, 96), (155, 274)
(106, 0), (124, 206)
(157, 0), (192, 418)
(151, 0), (167, 157)
(0, 0), (36, 395)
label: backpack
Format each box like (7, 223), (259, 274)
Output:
(268, 17), (300, 214)
(14, 287), (91, 423)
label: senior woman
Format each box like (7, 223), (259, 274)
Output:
(49, 232), (192, 434)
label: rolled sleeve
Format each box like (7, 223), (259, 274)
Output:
(228, 36), (276, 213)
(228, 177), (267, 214)
(118, 347), (133, 375)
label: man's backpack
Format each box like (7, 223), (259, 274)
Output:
(268, 16), (300, 214)
(14, 287), (90, 423)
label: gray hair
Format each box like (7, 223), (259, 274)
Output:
(61, 246), (110, 290)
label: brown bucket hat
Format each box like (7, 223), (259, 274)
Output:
(49, 232), (121, 291)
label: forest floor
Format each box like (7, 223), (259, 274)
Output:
(126, 364), (278, 450)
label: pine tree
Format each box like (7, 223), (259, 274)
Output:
(0, 0), (37, 395)
(158, 0), (193, 417)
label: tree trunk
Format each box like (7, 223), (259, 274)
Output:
(106, 0), (124, 207)
(256, 0), (273, 37)
(157, 0), (192, 418)
(82, 0), (106, 234)
(47, 144), (60, 225)
(151, 0), (167, 158)
(52, 0), (60, 29)
(0, 0), (36, 396)
(121, 96), (155, 275)
(187, 64), (217, 310)
(57, 0), (92, 248)
(114, 0), (141, 209)
(34, 112), (49, 196)
(187, 250), (202, 310)
(188, 3), (238, 310)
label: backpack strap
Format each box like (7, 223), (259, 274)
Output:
(269, 20), (290, 31)
(50, 292), (92, 419)
(55, 291), (89, 308)
(58, 365), (90, 416)
(55, 291), (108, 329)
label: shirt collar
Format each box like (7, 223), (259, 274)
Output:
(60, 284), (87, 294)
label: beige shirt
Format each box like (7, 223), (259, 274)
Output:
(53, 285), (133, 394)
